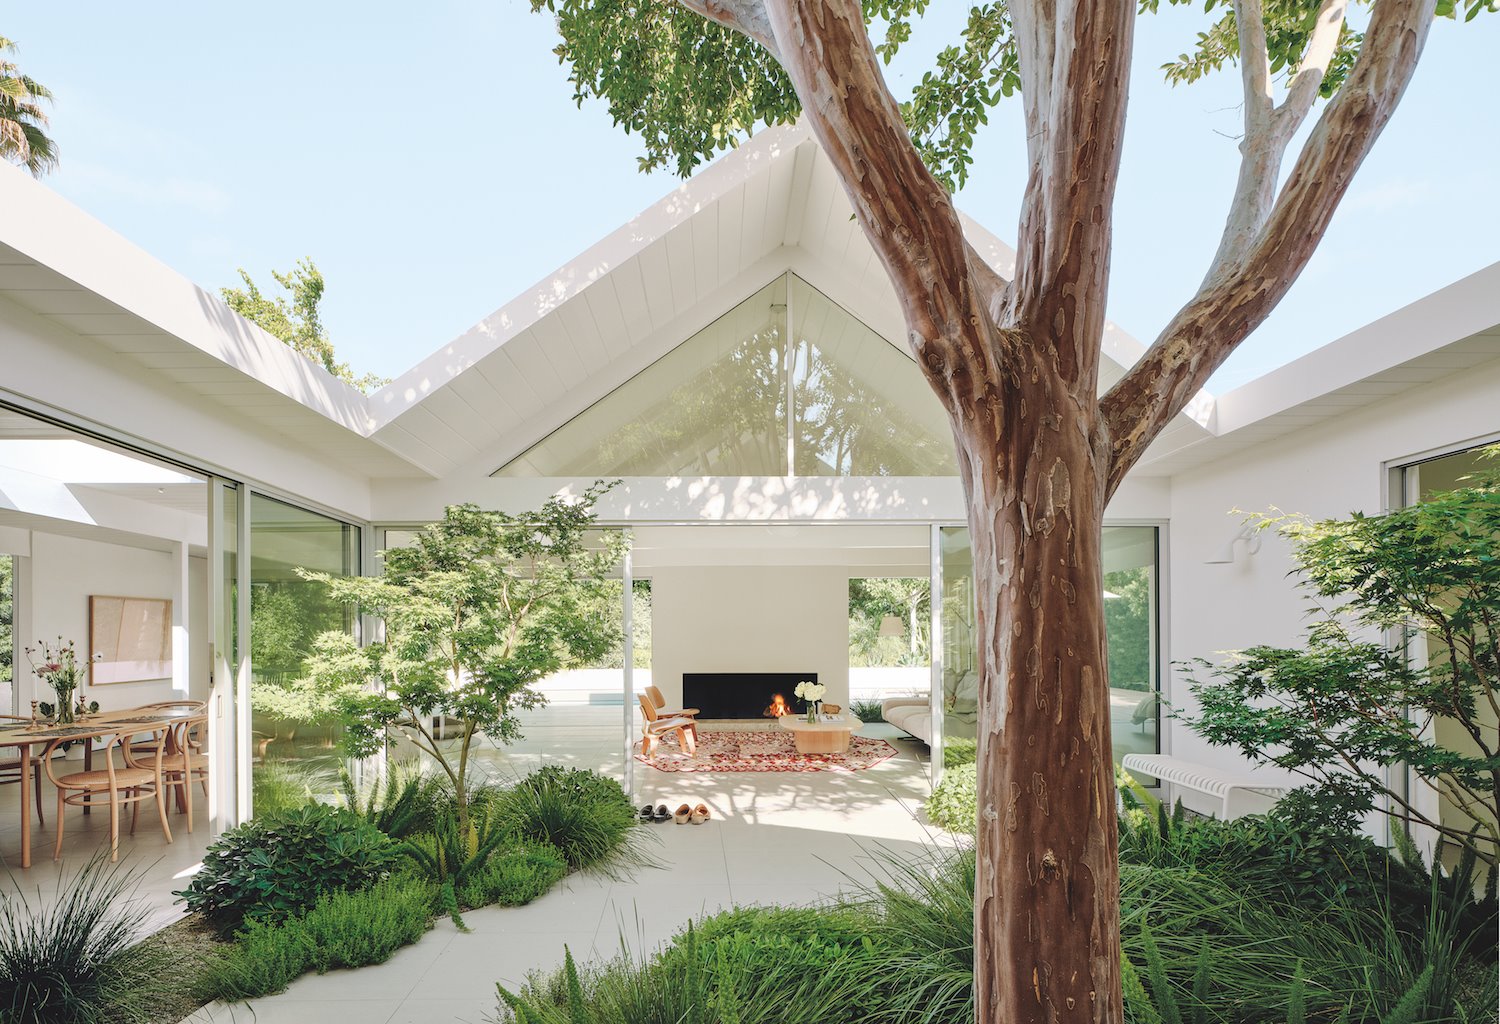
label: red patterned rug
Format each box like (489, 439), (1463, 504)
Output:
(636, 729), (899, 773)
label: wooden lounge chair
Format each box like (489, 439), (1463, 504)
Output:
(638, 694), (697, 757)
(645, 685), (699, 721)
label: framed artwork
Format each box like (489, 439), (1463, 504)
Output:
(90, 595), (172, 685)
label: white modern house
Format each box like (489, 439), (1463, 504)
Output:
(1, 122), (1496, 846)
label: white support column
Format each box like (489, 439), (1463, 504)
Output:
(621, 536), (635, 803)
(171, 540), (190, 699)
(207, 480), (234, 834)
(235, 485), (253, 823)
(929, 525), (945, 792)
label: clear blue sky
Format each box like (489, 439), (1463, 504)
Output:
(7, 3), (1497, 392)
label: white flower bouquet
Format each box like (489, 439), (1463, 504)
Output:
(793, 680), (827, 723)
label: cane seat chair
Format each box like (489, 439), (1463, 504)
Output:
(45, 727), (173, 862)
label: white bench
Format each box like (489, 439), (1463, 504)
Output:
(1121, 754), (1300, 820)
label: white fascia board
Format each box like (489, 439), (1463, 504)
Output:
(367, 123), (816, 432)
(0, 162), (370, 433)
(1214, 260), (1500, 435)
(370, 470), (1172, 525)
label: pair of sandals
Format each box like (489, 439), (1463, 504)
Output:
(639, 802), (712, 824)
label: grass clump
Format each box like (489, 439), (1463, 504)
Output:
(0, 858), (194, 1024)
(199, 875), (435, 1002)
(849, 698), (885, 724)
(925, 762), (976, 834)
(495, 765), (639, 871)
(941, 737), (977, 768)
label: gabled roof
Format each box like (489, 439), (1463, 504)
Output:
(364, 123), (1205, 478)
(4, 128), (1494, 491)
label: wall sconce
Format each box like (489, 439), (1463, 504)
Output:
(1204, 524), (1263, 565)
(878, 615), (904, 637)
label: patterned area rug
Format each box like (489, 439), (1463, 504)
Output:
(636, 728), (899, 773)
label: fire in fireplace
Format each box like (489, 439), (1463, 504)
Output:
(683, 672), (818, 720)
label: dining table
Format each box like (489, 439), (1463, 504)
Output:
(0, 706), (201, 869)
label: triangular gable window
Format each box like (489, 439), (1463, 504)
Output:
(494, 274), (957, 478)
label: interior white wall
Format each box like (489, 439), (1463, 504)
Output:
(650, 564), (851, 712)
(1166, 356), (1500, 790)
(20, 531), (207, 712)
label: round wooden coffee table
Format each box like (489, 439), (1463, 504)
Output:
(776, 715), (857, 754)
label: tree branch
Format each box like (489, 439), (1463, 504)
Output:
(1005, 0), (1135, 384)
(1099, 0), (1432, 497)
(676, 0), (781, 58)
(757, 0), (988, 386)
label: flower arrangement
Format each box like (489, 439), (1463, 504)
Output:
(794, 680), (827, 723)
(25, 637), (101, 724)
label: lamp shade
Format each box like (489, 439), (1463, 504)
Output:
(878, 615), (904, 637)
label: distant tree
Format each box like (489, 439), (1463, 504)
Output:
(1103, 567), (1152, 692)
(849, 577), (930, 666)
(0, 36), (57, 177)
(220, 259), (389, 394)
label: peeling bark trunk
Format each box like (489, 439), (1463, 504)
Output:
(953, 340), (1121, 1024)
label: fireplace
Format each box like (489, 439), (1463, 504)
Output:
(682, 672), (818, 721)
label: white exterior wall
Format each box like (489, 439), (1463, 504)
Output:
(1165, 356), (1500, 777)
(650, 564), (852, 712)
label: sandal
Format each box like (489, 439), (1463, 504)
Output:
(638, 804), (655, 822)
(673, 803), (693, 824)
(652, 803), (671, 822)
(690, 803), (712, 824)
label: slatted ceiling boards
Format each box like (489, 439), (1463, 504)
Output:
(581, 279), (631, 361)
(528, 312), (587, 385)
(716, 184), (745, 291)
(608, 262), (654, 349)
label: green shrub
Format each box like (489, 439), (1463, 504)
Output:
(198, 918), (306, 1003)
(0, 858), (190, 1024)
(340, 760), (444, 840)
(298, 875), (435, 972)
(496, 766), (638, 871)
(199, 875), (436, 1002)
(925, 762), (976, 834)
(458, 840), (568, 909)
(177, 803), (400, 929)
(942, 737), (977, 767)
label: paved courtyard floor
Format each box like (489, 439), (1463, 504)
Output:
(0, 706), (953, 1024)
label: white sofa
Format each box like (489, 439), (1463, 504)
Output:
(882, 689), (979, 745)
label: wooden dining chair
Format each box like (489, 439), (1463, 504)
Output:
(45, 727), (173, 862)
(159, 714), (210, 833)
(637, 693), (697, 757)
(0, 715), (46, 827)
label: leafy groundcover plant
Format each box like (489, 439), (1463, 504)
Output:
(176, 803), (401, 929)
(925, 762), (976, 834)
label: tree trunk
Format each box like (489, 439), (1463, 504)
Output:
(954, 351), (1122, 1024)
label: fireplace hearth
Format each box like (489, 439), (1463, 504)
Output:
(682, 672), (818, 721)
